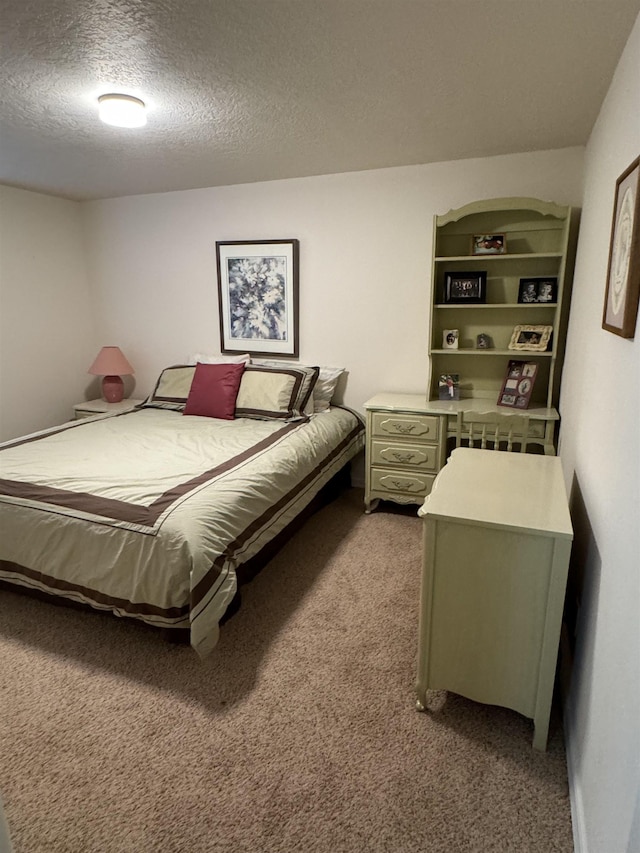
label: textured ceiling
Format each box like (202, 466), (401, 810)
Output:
(1, 0), (639, 201)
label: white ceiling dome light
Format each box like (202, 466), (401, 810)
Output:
(98, 94), (147, 128)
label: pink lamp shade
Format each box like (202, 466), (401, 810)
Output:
(88, 346), (134, 403)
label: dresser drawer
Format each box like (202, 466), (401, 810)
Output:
(371, 440), (438, 471)
(370, 468), (436, 498)
(371, 412), (439, 441)
(528, 421), (546, 439)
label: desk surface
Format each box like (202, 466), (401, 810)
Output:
(364, 393), (559, 421)
(418, 447), (573, 539)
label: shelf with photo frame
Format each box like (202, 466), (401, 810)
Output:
(428, 197), (578, 452)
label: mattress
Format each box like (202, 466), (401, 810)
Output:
(0, 406), (364, 656)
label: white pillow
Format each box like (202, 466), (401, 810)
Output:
(313, 366), (345, 412)
(187, 352), (251, 365)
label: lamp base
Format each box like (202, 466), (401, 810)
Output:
(102, 375), (124, 403)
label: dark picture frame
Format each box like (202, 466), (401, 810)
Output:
(518, 277), (558, 304)
(472, 234), (506, 255)
(497, 360), (539, 409)
(216, 239), (299, 357)
(602, 156), (640, 339)
(443, 271), (487, 304)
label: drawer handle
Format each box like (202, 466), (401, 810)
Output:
(391, 451), (416, 463)
(391, 422), (416, 434)
(391, 479), (414, 490)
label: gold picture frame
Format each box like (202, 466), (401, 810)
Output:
(508, 324), (552, 351)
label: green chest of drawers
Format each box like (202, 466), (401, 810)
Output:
(364, 394), (446, 513)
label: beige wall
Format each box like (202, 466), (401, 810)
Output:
(0, 26), (637, 849)
(82, 147), (584, 414)
(0, 186), (96, 439)
(559, 13), (640, 853)
(0, 150), (584, 442)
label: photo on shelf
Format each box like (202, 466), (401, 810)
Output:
(508, 324), (552, 351)
(443, 271), (487, 304)
(476, 333), (492, 349)
(438, 373), (460, 401)
(471, 234), (507, 255)
(518, 277), (558, 304)
(497, 360), (538, 409)
(442, 329), (459, 349)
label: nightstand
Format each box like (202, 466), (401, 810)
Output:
(73, 398), (144, 420)
(364, 393), (447, 513)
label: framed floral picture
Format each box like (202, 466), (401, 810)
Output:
(602, 156), (640, 339)
(216, 239), (299, 356)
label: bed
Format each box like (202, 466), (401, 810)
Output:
(0, 361), (364, 656)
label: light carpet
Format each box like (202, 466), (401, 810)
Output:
(0, 488), (573, 852)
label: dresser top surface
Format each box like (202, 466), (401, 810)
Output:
(418, 447), (573, 539)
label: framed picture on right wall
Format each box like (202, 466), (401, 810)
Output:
(602, 155), (640, 339)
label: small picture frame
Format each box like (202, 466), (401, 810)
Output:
(442, 329), (459, 349)
(443, 271), (487, 304)
(602, 155), (640, 339)
(497, 360), (539, 409)
(472, 234), (506, 255)
(518, 277), (558, 304)
(438, 373), (460, 401)
(508, 324), (552, 351)
(476, 333), (492, 349)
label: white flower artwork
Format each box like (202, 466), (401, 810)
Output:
(216, 240), (299, 356)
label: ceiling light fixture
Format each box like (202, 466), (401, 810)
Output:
(98, 93), (147, 128)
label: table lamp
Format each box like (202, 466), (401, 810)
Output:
(88, 346), (134, 403)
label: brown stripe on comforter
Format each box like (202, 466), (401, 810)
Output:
(0, 407), (365, 655)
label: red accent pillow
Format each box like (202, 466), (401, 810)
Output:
(183, 362), (246, 419)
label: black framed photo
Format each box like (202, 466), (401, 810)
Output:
(518, 277), (558, 304)
(497, 360), (539, 409)
(476, 333), (492, 349)
(602, 155), (640, 339)
(216, 239), (299, 357)
(443, 271), (487, 304)
(472, 234), (506, 255)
